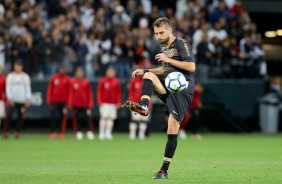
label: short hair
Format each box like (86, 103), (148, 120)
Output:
(153, 17), (171, 29)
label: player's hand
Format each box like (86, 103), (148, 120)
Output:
(21, 107), (26, 113)
(24, 101), (30, 108)
(86, 109), (92, 116)
(8, 100), (14, 107)
(132, 69), (144, 78)
(63, 107), (68, 114)
(155, 53), (170, 63)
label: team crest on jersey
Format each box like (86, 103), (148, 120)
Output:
(104, 82), (110, 89)
(73, 83), (79, 89)
(54, 79), (60, 85)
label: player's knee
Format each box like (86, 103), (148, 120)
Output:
(143, 72), (155, 81)
(167, 126), (178, 134)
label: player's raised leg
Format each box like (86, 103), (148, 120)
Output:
(153, 114), (180, 179)
(126, 71), (166, 116)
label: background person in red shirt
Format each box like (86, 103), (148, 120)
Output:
(179, 83), (204, 140)
(46, 66), (70, 139)
(0, 66), (6, 138)
(128, 76), (151, 140)
(68, 67), (94, 140)
(97, 66), (121, 140)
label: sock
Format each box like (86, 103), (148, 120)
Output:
(99, 119), (106, 137)
(161, 134), (178, 171)
(105, 119), (114, 137)
(129, 122), (137, 138)
(141, 79), (153, 106)
(138, 123), (147, 138)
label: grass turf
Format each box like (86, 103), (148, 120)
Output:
(0, 133), (282, 184)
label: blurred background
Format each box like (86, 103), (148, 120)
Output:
(0, 0), (282, 134)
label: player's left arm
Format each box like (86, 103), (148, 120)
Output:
(155, 39), (195, 72)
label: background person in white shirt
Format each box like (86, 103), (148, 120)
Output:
(4, 61), (31, 138)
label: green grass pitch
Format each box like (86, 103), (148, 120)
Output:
(0, 133), (282, 184)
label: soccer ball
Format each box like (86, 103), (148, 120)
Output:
(165, 72), (188, 93)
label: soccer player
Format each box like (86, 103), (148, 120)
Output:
(128, 76), (151, 140)
(0, 66), (6, 138)
(97, 66), (121, 140)
(68, 67), (94, 140)
(125, 17), (196, 179)
(5, 61), (32, 138)
(46, 66), (70, 139)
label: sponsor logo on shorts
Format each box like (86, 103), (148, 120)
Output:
(172, 110), (178, 115)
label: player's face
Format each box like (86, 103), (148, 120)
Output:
(154, 25), (172, 44)
(106, 68), (116, 77)
(14, 64), (23, 73)
(75, 68), (84, 79)
(58, 67), (66, 75)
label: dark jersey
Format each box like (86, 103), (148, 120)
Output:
(161, 37), (195, 94)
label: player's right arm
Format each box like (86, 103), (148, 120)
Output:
(132, 67), (164, 78)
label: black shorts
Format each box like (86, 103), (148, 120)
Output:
(155, 75), (193, 123)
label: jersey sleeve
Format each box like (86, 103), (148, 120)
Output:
(176, 39), (195, 62)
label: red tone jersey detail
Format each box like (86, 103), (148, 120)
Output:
(47, 74), (70, 104)
(68, 78), (94, 108)
(97, 77), (121, 106)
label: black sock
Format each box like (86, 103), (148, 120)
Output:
(141, 79), (153, 106)
(161, 134), (178, 171)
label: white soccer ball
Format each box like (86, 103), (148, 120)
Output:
(165, 72), (188, 93)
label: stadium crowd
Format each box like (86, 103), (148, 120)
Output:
(0, 0), (266, 82)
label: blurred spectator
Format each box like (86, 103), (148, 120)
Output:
(4, 61), (31, 139)
(131, 4), (150, 29)
(9, 17), (27, 38)
(112, 5), (131, 33)
(229, 0), (245, 17)
(46, 66), (70, 140)
(72, 34), (88, 71)
(0, 0), (264, 80)
(210, 0), (231, 27)
(0, 36), (6, 68)
(209, 19), (228, 41)
(195, 33), (212, 82)
(68, 67), (94, 140)
(85, 32), (101, 78)
(97, 66), (121, 140)
(79, 1), (95, 30)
